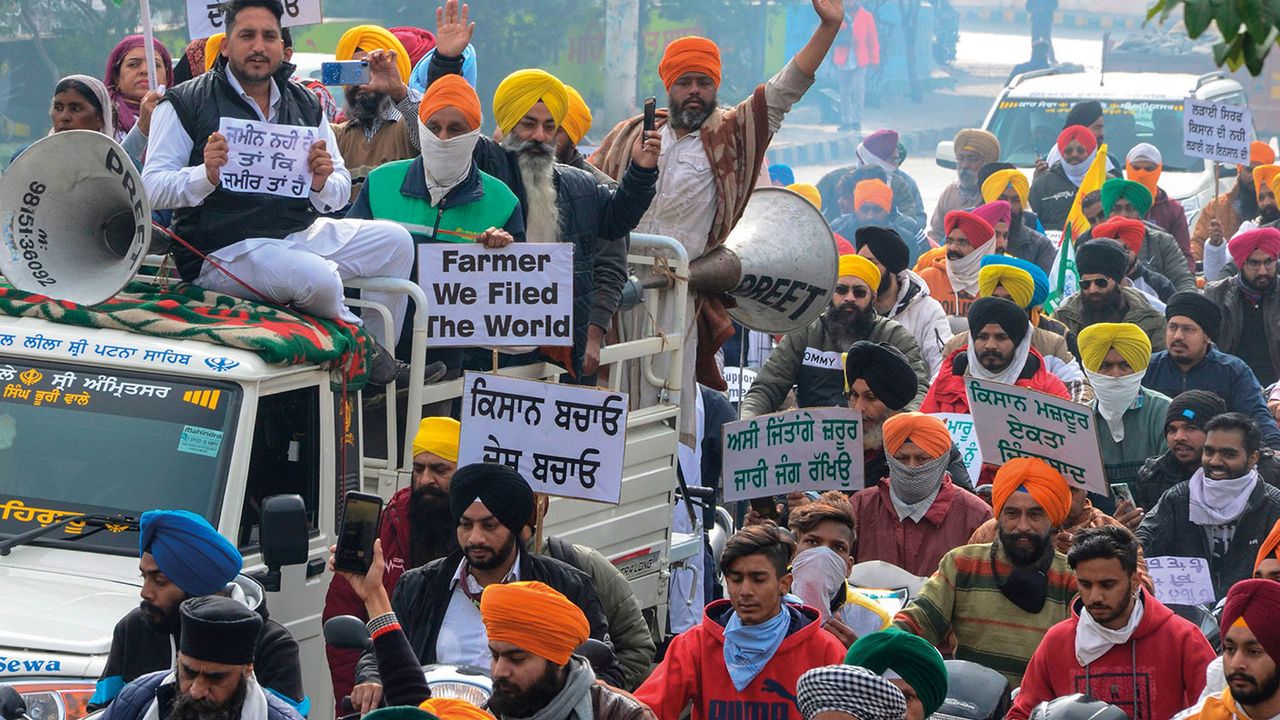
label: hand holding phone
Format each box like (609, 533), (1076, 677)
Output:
(321, 60), (371, 86)
(1109, 482), (1134, 506)
(643, 97), (657, 132)
(335, 491), (383, 573)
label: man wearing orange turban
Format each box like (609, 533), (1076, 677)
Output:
(1257, 518), (1280, 581)
(830, 177), (930, 270)
(1193, 142), (1279, 261)
(848, 412), (993, 576)
(895, 457), (1078, 686)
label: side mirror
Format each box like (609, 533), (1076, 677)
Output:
(935, 140), (957, 169)
(0, 686), (27, 720)
(324, 615), (373, 651)
(258, 494), (309, 591)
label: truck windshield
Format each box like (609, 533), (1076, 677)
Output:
(0, 358), (239, 554)
(989, 98), (1206, 173)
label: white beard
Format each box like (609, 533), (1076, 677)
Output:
(516, 150), (561, 243)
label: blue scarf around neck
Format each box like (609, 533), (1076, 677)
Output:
(722, 606), (792, 691)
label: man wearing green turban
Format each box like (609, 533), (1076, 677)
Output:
(1100, 178), (1195, 292)
(845, 627), (948, 720)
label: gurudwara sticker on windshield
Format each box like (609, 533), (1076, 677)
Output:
(177, 425), (224, 458)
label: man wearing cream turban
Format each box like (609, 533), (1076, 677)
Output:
(742, 253), (929, 419)
(978, 162), (1055, 272)
(848, 412), (992, 577)
(895, 456), (1077, 686)
(1192, 142), (1277, 261)
(926, 128), (1000, 245)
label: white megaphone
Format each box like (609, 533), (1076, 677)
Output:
(0, 130), (151, 305)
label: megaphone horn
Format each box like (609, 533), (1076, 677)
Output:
(0, 130), (151, 306)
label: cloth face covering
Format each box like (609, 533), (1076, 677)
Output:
(946, 235), (999, 296)
(418, 123), (481, 206)
(723, 606), (791, 691)
(1084, 368), (1146, 443)
(1063, 148), (1098, 187)
(1189, 467), (1259, 526)
(888, 452), (949, 508)
(790, 546), (848, 624)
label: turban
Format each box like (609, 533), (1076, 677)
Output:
(561, 85), (592, 145)
(367, 708), (436, 720)
(978, 260), (1035, 309)
(862, 129), (900, 162)
(1064, 101), (1103, 129)
(419, 699), (492, 720)
(1077, 322), (1151, 374)
(883, 412), (951, 459)
(1165, 291), (1221, 340)
(981, 255), (1048, 308)
(856, 226), (909, 275)
(991, 457), (1071, 527)
(449, 463), (535, 537)
(204, 33), (224, 74)
(787, 183), (823, 210)
(1221, 579), (1280, 663)
(855, 179), (893, 213)
(1228, 227), (1280, 269)
(1090, 217), (1147, 256)
(981, 168), (1029, 207)
(839, 253), (882, 291)
(1057, 125), (1098, 155)
(480, 581), (589, 665)
(1165, 390), (1226, 432)
(973, 200), (1011, 230)
(1100, 178), (1153, 217)
(1252, 165), (1280, 200)
(1125, 144), (1163, 200)
(953, 129), (1001, 164)
(336, 25), (412, 83)
(140, 510), (242, 596)
(1076, 239), (1129, 280)
(797, 665), (908, 720)
(1125, 143), (1162, 165)
(412, 416), (461, 463)
(492, 69), (568, 134)
(967, 296), (1029, 346)
(1257, 519), (1280, 572)
(389, 26), (436, 67)
(944, 210), (994, 247)
(419, 74), (482, 131)
(1251, 141), (1276, 165)
(844, 627), (948, 717)
(179, 596), (262, 666)
(769, 164), (796, 186)
(658, 36), (721, 90)
(844, 341), (917, 411)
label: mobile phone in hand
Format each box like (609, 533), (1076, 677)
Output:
(643, 97), (657, 132)
(321, 60), (370, 86)
(1110, 482), (1135, 507)
(335, 491), (383, 573)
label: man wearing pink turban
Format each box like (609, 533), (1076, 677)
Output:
(1204, 227), (1280, 387)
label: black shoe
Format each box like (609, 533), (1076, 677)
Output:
(366, 341), (401, 386)
(421, 361), (447, 385)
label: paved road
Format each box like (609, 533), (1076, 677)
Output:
(794, 157), (957, 224)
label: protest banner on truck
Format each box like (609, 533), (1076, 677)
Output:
(721, 407), (865, 502)
(217, 118), (316, 199)
(1183, 98), (1253, 165)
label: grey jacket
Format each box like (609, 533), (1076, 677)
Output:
(1138, 224), (1196, 293)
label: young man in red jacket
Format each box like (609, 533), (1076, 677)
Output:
(1009, 525), (1215, 720)
(635, 525), (846, 720)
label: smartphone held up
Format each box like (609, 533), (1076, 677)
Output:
(335, 491), (383, 574)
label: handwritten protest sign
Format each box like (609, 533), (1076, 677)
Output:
(723, 367), (757, 404)
(418, 245), (573, 347)
(188, 0), (323, 40)
(1183, 98), (1253, 165)
(457, 373), (627, 504)
(937, 413), (983, 482)
(965, 378), (1108, 495)
(721, 408), (865, 502)
(217, 118), (315, 199)
(1147, 556), (1216, 606)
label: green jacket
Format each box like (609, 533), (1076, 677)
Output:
(351, 158), (523, 244)
(1053, 286), (1168, 359)
(741, 312), (928, 418)
(1094, 386), (1171, 486)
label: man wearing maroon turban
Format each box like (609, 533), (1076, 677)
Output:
(1180, 579), (1280, 720)
(1204, 227), (1280, 387)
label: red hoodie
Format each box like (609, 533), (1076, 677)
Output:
(1008, 590), (1215, 720)
(635, 599), (846, 720)
(921, 346), (1068, 414)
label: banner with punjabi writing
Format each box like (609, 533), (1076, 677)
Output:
(720, 407), (865, 502)
(965, 378), (1107, 495)
(936, 413), (983, 482)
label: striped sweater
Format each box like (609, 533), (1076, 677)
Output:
(893, 541), (1077, 687)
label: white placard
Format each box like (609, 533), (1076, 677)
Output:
(1183, 98), (1253, 165)
(721, 407), (865, 502)
(418, 244), (574, 347)
(457, 372), (627, 504)
(216, 117), (315, 199)
(937, 413), (983, 482)
(188, 0), (323, 41)
(1147, 555), (1216, 605)
(965, 377), (1108, 495)
(723, 366), (757, 404)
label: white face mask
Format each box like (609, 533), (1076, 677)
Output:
(418, 120), (481, 206)
(945, 235), (998, 295)
(1084, 368), (1146, 442)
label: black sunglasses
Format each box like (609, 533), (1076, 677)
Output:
(1080, 277), (1112, 290)
(834, 285), (870, 298)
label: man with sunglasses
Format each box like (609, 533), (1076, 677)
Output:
(741, 253), (928, 418)
(1203, 228), (1280, 389)
(1053, 239), (1167, 358)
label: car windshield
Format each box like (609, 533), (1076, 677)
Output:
(0, 358), (239, 554)
(989, 97), (1206, 173)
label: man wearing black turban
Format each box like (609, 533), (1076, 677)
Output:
(1053, 239), (1168, 357)
(856, 227), (954, 376)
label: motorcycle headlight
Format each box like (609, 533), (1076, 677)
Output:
(2, 682), (96, 720)
(425, 681), (490, 707)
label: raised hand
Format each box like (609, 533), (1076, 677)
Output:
(364, 49), (407, 102)
(812, 0), (845, 27)
(435, 0), (475, 58)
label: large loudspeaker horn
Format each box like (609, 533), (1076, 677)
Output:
(0, 130), (151, 305)
(688, 186), (837, 334)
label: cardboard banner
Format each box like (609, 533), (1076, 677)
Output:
(419, 244), (573, 347)
(1147, 556), (1216, 605)
(936, 413), (983, 482)
(457, 373), (627, 504)
(965, 377), (1108, 495)
(188, 0), (323, 41)
(721, 407), (865, 502)
(217, 118), (315, 199)
(1183, 98), (1253, 165)
(723, 366), (757, 405)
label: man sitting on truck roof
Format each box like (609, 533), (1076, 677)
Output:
(91, 511), (307, 716)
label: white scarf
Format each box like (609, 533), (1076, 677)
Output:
(418, 121), (481, 206)
(1084, 369), (1146, 442)
(856, 142), (897, 175)
(1075, 591), (1145, 666)
(141, 673), (268, 720)
(1062, 149), (1098, 187)
(945, 236), (998, 296)
(966, 321), (1033, 386)
(1189, 466), (1259, 526)
(790, 546), (848, 623)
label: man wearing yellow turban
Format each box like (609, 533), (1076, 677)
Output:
(978, 163), (1055, 272)
(741, 252), (930, 419)
(555, 85), (593, 162)
(1192, 145), (1278, 261)
(895, 457), (1078, 686)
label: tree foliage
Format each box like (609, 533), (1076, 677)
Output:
(1147, 0), (1280, 75)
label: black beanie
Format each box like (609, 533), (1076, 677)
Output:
(843, 341), (918, 411)
(1165, 291), (1221, 340)
(449, 462), (536, 537)
(854, 226), (909, 275)
(1064, 100), (1103, 129)
(1076, 239), (1129, 281)
(179, 596), (263, 666)
(1165, 390), (1227, 431)
(967, 296), (1030, 346)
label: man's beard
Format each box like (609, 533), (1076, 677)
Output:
(409, 485), (455, 567)
(1000, 528), (1051, 566)
(345, 87), (388, 126)
(1009, 211), (1024, 238)
(466, 530), (518, 572)
(504, 135), (561, 243)
(668, 96), (716, 130)
(958, 168), (979, 193)
(170, 675), (247, 720)
(140, 599), (182, 633)
(828, 302), (874, 346)
(1244, 269), (1277, 293)
(977, 347), (1014, 373)
(228, 54), (275, 84)
(1260, 204), (1280, 224)
(863, 417), (884, 452)
(1229, 667), (1280, 705)
(1084, 580), (1134, 626)
(489, 661), (565, 717)
(1081, 286), (1123, 321)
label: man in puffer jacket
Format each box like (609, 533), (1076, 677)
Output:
(854, 225), (951, 377)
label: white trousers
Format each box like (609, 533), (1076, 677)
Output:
(195, 218), (413, 348)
